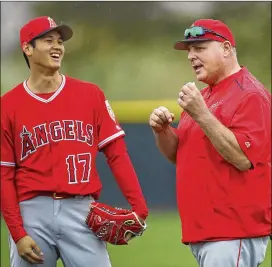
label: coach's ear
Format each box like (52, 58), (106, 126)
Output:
(222, 41), (232, 57)
(22, 42), (33, 56)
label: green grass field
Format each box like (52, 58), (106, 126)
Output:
(1, 213), (271, 267)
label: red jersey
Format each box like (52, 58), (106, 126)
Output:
(1, 75), (125, 199)
(176, 67), (271, 243)
(1, 75), (148, 242)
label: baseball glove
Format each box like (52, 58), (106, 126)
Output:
(85, 201), (147, 245)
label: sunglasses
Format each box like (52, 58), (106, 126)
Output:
(184, 26), (229, 41)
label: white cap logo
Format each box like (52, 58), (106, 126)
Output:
(47, 17), (57, 28)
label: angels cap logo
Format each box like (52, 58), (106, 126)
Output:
(105, 100), (116, 122)
(47, 17), (57, 28)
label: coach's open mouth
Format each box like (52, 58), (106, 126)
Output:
(193, 64), (203, 73)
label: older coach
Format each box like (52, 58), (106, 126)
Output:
(149, 19), (271, 267)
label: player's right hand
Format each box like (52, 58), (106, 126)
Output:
(16, 235), (44, 264)
(149, 106), (175, 133)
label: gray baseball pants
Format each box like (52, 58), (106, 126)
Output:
(189, 237), (270, 267)
(8, 195), (112, 267)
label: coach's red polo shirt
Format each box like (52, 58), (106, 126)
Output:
(175, 67), (271, 244)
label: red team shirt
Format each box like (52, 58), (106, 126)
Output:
(1, 75), (147, 243)
(175, 67), (271, 243)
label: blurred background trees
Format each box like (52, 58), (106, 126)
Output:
(1, 1), (271, 102)
(1, 3), (271, 266)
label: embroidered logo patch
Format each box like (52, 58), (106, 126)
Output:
(105, 100), (116, 121)
(245, 142), (251, 148)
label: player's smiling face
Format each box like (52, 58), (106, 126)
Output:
(187, 41), (226, 85)
(30, 30), (65, 71)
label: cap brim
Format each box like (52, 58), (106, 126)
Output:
(34, 24), (73, 42)
(174, 38), (213, 50)
(54, 25), (73, 41)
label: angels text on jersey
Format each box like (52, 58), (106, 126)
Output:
(20, 120), (94, 161)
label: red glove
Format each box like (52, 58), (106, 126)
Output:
(85, 202), (147, 245)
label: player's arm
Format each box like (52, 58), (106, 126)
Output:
(101, 138), (148, 220)
(0, 119), (28, 243)
(196, 93), (270, 171)
(95, 87), (148, 219)
(1, 111), (44, 264)
(149, 106), (178, 164)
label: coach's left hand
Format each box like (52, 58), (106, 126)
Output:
(178, 82), (209, 121)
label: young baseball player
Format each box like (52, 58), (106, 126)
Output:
(1, 16), (148, 267)
(149, 19), (271, 267)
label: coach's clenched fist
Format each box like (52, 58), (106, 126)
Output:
(149, 106), (175, 132)
(178, 82), (209, 121)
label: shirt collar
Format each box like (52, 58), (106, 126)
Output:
(210, 66), (247, 92)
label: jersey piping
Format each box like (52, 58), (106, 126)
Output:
(98, 131), (125, 149)
(0, 161), (16, 167)
(23, 74), (66, 103)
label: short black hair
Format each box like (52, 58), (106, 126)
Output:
(23, 39), (36, 69)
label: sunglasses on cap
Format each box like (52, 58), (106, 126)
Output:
(184, 26), (229, 41)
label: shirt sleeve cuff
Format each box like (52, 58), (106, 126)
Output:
(233, 131), (256, 168)
(10, 226), (28, 244)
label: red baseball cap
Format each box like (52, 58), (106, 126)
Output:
(20, 16), (73, 48)
(174, 19), (235, 50)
